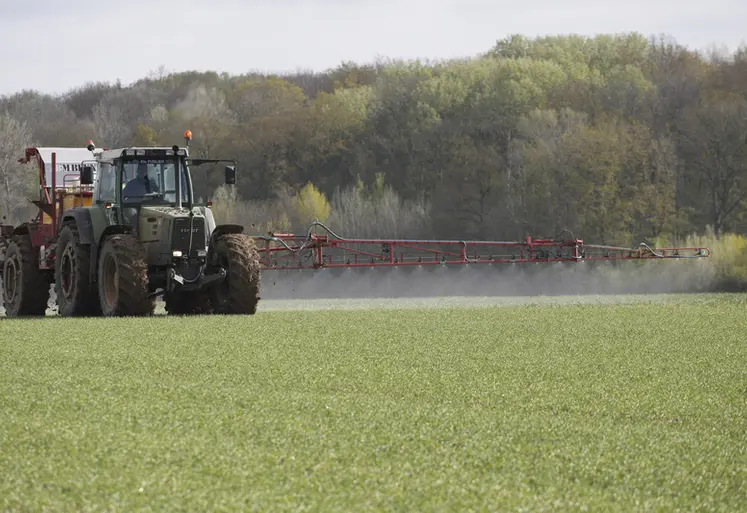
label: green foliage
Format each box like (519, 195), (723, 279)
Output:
(683, 230), (747, 289)
(294, 182), (331, 225)
(209, 185), (292, 235)
(490, 33), (651, 76)
(1, 297), (745, 510)
(1, 32), (746, 246)
(229, 76), (307, 123)
(131, 123), (159, 146)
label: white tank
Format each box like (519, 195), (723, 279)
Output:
(33, 148), (98, 188)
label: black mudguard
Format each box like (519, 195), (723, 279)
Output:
(60, 209), (95, 244)
(211, 224), (244, 241)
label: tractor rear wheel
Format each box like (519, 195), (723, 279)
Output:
(163, 291), (214, 315)
(55, 223), (100, 316)
(2, 235), (51, 316)
(97, 233), (154, 317)
(209, 233), (261, 315)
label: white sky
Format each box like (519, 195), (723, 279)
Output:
(0, 0), (744, 96)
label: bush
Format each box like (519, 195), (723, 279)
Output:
(210, 186), (292, 235)
(325, 184), (431, 239)
(293, 182), (331, 228)
(680, 230), (747, 291)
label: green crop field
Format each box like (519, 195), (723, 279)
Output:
(1, 294), (745, 512)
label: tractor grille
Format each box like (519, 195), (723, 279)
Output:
(172, 217), (206, 257)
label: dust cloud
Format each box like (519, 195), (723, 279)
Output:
(259, 258), (720, 300)
(0, 258), (722, 316)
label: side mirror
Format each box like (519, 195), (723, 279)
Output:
(80, 165), (94, 185)
(225, 165), (236, 185)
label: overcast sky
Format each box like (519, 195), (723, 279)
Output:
(0, 0), (744, 96)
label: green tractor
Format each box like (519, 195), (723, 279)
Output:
(2, 133), (261, 317)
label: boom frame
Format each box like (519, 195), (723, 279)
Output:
(253, 222), (710, 271)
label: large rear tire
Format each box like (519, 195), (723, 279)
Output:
(163, 291), (214, 315)
(55, 223), (100, 316)
(209, 233), (261, 315)
(1, 235), (50, 317)
(97, 233), (154, 317)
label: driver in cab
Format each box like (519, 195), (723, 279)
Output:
(122, 163), (159, 199)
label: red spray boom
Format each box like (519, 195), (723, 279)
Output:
(253, 222), (710, 270)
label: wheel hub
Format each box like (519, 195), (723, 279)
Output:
(212, 254), (229, 307)
(59, 244), (76, 299)
(102, 254), (118, 308)
(3, 256), (19, 304)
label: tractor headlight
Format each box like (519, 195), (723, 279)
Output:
(172, 250), (183, 258)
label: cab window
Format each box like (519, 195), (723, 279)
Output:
(97, 162), (116, 203)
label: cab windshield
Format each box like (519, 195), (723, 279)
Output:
(120, 158), (189, 205)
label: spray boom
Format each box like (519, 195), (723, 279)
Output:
(252, 221), (711, 270)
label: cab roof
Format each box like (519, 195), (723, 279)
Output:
(96, 146), (190, 161)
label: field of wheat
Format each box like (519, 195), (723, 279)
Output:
(1, 294), (745, 511)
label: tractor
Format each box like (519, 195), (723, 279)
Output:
(0, 131), (261, 317)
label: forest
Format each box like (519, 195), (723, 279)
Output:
(1, 32), (746, 249)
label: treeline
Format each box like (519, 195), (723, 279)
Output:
(1, 33), (747, 248)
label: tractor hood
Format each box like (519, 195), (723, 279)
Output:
(137, 204), (218, 265)
(139, 205), (217, 229)
(138, 205), (217, 247)
(141, 206), (197, 217)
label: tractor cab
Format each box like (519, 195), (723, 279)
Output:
(89, 146), (191, 221)
(83, 131), (236, 223)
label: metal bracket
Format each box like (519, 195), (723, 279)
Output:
(166, 266), (226, 293)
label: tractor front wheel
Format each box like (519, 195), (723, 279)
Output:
(97, 233), (154, 317)
(1, 235), (50, 317)
(209, 233), (261, 315)
(55, 223), (100, 316)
